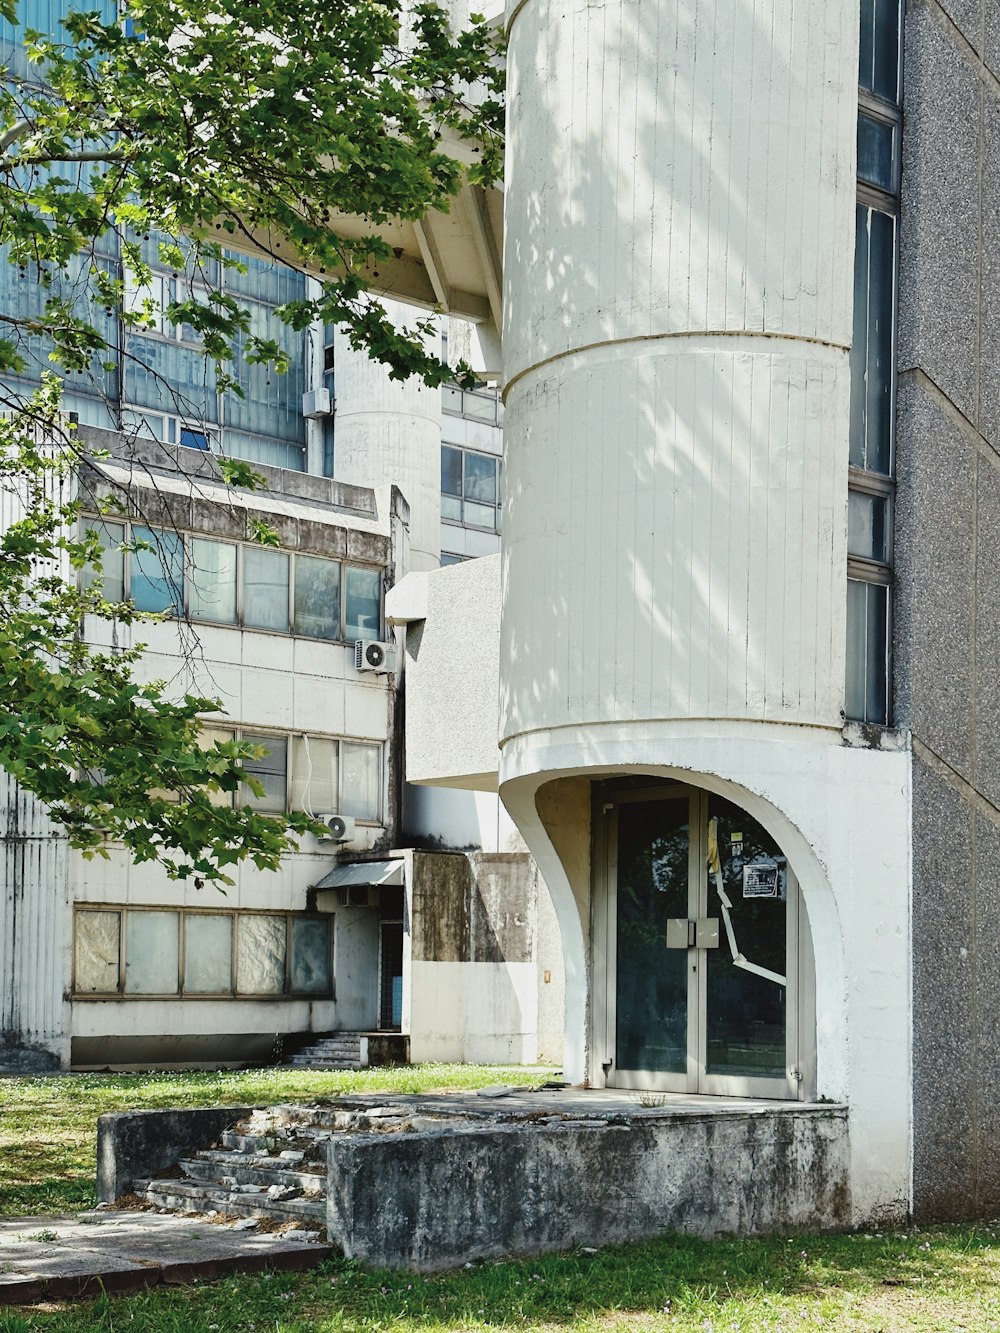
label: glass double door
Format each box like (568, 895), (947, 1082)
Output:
(594, 784), (804, 1099)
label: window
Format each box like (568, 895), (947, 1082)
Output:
(243, 546), (290, 631)
(82, 519), (382, 641)
(188, 537), (237, 623)
(206, 728), (382, 822)
(129, 525), (184, 615)
(293, 555), (341, 640)
(441, 444), (502, 532)
(847, 2), (901, 726)
(239, 732), (287, 812)
(74, 907), (333, 998)
(344, 566), (381, 640)
(441, 381), (504, 425)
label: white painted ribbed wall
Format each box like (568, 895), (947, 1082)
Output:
(0, 763), (70, 1063)
(500, 0), (858, 740)
(333, 300), (443, 571)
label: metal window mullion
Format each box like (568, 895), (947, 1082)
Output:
(178, 909), (187, 996)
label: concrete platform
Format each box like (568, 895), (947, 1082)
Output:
(0, 1210), (332, 1305)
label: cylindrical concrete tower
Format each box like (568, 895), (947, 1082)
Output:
(496, 0), (912, 1221)
(333, 299), (443, 571)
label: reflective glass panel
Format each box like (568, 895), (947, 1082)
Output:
(850, 205), (895, 474)
(75, 911), (121, 993)
(188, 538), (236, 623)
(341, 742), (381, 821)
(290, 918), (331, 994)
(463, 451), (497, 503)
(243, 546), (289, 631)
(290, 736), (338, 814)
(847, 490), (890, 562)
(183, 914), (233, 993)
(125, 910), (179, 994)
(293, 555), (341, 640)
(344, 565), (381, 640)
(441, 445), (463, 496)
(464, 501), (497, 530)
(130, 525), (184, 615)
(441, 494), (462, 521)
(859, 0), (901, 104)
(705, 797), (788, 1079)
(237, 914), (286, 994)
(239, 733), (286, 812)
(615, 798), (689, 1074)
(82, 521), (125, 602)
(846, 579), (889, 723)
(857, 113), (895, 191)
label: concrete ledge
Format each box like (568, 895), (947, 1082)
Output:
(326, 1107), (850, 1269)
(97, 1106), (250, 1203)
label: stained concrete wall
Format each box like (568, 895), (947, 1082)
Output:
(326, 1107), (850, 1270)
(895, 0), (1000, 1220)
(406, 850), (548, 1063)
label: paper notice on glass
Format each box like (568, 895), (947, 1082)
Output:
(743, 860), (780, 899)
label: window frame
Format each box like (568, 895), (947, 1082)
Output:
(80, 517), (384, 643)
(72, 905), (335, 1001)
(440, 443), (503, 533)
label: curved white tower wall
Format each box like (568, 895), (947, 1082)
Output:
(501, 0), (856, 738)
(334, 299), (443, 571)
(498, 0), (913, 1222)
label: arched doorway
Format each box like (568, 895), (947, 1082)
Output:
(591, 780), (815, 1099)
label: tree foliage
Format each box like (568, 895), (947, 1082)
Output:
(0, 0), (504, 882)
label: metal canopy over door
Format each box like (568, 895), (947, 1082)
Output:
(593, 783), (805, 1100)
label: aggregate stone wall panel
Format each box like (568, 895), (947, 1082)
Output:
(910, 755), (976, 1219)
(973, 812), (1000, 1211)
(973, 457), (1000, 808)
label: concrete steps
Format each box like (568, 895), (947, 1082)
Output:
(139, 1111), (333, 1232)
(287, 1032), (363, 1069)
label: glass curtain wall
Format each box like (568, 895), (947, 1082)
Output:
(0, 3), (308, 470)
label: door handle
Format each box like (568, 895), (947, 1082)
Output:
(666, 918), (720, 949)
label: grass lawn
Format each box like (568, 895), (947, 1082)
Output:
(3, 1069), (1000, 1330)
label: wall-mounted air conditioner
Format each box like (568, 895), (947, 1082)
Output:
(317, 813), (356, 843)
(354, 639), (396, 674)
(302, 388), (332, 418)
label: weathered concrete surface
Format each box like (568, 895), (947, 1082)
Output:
(97, 1106), (251, 1203)
(325, 1106), (850, 1270)
(0, 1211), (332, 1305)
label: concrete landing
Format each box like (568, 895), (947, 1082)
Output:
(0, 1210), (332, 1305)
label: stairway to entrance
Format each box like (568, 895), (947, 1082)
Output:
(286, 1031), (362, 1070)
(139, 1108), (331, 1231)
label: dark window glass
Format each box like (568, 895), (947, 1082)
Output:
(179, 426), (209, 450)
(290, 918), (331, 994)
(859, 0), (901, 104)
(441, 445), (463, 496)
(846, 579), (889, 724)
(857, 113), (895, 192)
(850, 205), (895, 473)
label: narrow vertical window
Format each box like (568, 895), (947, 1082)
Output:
(243, 546), (290, 631)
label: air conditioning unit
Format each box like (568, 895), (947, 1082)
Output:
(354, 639), (396, 674)
(302, 388), (332, 418)
(317, 813), (356, 843)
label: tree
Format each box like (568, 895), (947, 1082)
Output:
(0, 0), (504, 883)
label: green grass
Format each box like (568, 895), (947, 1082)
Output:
(0, 1065), (551, 1217)
(3, 1226), (1000, 1331)
(4, 1069), (1000, 1330)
